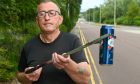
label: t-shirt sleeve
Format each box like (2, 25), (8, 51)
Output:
(70, 37), (87, 63)
(18, 48), (28, 72)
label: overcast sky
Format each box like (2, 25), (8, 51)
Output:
(81, 0), (105, 12)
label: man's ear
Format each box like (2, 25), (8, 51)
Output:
(59, 16), (63, 25)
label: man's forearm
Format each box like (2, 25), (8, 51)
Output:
(16, 72), (32, 84)
(64, 60), (91, 84)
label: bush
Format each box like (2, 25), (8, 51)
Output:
(20, 22), (40, 35)
(0, 60), (15, 81)
(103, 19), (114, 24)
(133, 20), (140, 26)
(117, 16), (129, 25)
(0, 22), (40, 82)
(60, 24), (67, 32)
(133, 16), (140, 26)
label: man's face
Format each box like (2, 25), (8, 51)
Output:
(36, 2), (63, 33)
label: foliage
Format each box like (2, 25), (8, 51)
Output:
(60, 24), (68, 32)
(0, 23), (39, 82)
(82, 0), (140, 26)
(0, 0), (20, 26)
(0, 47), (16, 81)
(53, 0), (82, 32)
(116, 16), (129, 25)
(0, 59), (15, 81)
(126, 0), (140, 25)
(133, 16), (140, 26)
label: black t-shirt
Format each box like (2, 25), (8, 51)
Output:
(18, 32), (87, 84)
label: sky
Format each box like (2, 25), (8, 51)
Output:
(81, 0), (105, 12)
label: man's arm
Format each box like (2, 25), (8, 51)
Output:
(64, 60), (91, 84)
(52, 52), (91, 84)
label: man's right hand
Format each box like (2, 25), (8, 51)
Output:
(24, 67), (42, 82)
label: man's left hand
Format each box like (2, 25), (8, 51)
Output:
(52, 52), (70, 69)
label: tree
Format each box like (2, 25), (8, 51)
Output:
(127, 0), (140, 24)
(81, 0), (140, 26)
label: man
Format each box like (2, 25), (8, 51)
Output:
(16, 0), (91, 84)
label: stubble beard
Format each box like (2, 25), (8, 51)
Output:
(40, 24), (59, 34)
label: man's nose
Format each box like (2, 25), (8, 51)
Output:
(44, 13), (50, 20)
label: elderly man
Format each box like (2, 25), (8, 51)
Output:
(16, 0), (91, 84)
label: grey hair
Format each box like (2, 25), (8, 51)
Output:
(37, 0), (61, 14)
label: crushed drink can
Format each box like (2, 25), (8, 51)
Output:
(99, 25), (114, 64)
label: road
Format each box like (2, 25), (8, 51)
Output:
(76, 22), (140, 84)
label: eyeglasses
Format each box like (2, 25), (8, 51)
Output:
(37, 10), (61, 18)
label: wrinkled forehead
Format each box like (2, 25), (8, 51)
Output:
(37, 2), (60, 13)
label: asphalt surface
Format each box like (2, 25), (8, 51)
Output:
(76, 22), (140, 84)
